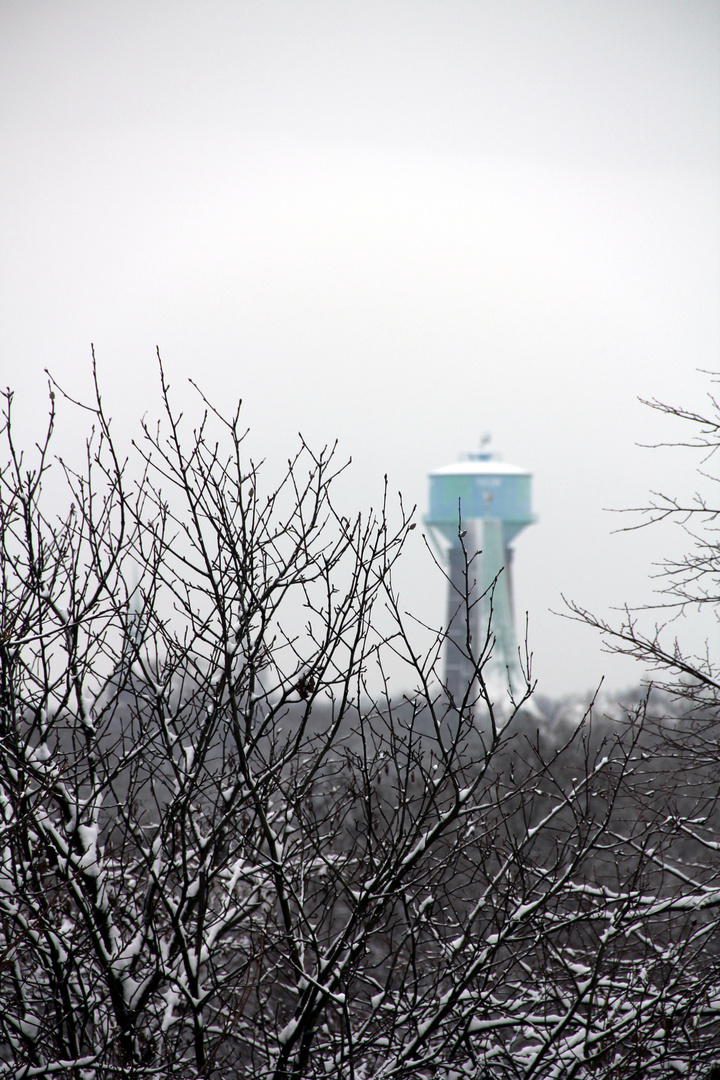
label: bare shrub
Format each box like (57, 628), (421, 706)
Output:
(1, 357), (718, 1078)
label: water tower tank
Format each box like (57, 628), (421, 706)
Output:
(425, 447), (535, 701)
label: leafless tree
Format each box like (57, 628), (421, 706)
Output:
(565, 378), (720, 1080)
(566, 381), (720, 707)
(1, 356), (719, 1079)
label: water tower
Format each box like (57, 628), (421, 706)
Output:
(425, 442), (535, 701)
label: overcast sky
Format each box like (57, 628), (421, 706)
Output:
(2, 0), (719, 699)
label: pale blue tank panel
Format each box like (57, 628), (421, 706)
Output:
(428, 472), (533, 526)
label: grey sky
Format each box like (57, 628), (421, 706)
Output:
(2, 0), (719, 697)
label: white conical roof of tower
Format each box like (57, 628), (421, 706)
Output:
(430, 454), (530, 477)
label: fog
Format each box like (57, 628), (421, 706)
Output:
(1, 0), (719, 697)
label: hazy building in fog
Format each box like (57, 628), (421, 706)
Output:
(425, 443), (535, 701)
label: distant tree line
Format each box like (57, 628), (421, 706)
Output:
(1, 354), (719, 1078)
